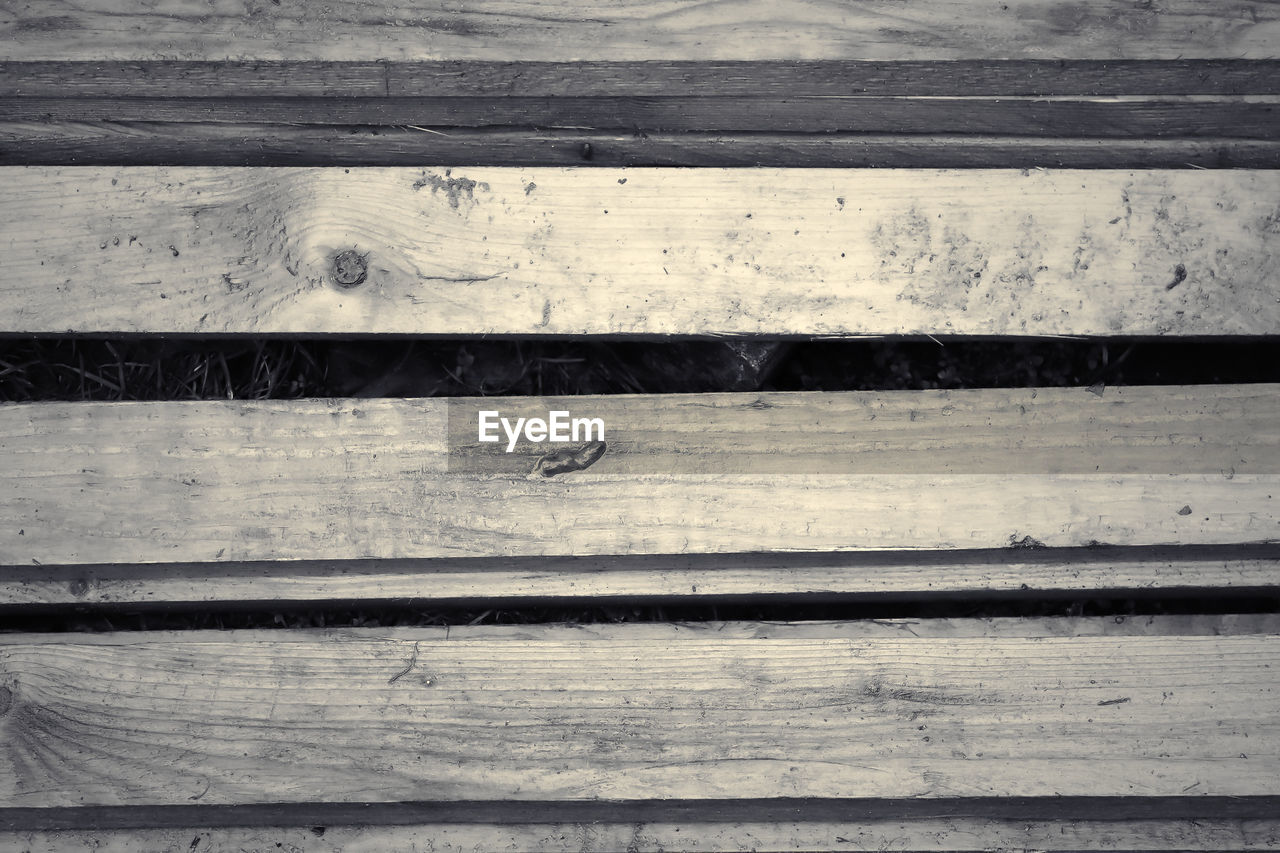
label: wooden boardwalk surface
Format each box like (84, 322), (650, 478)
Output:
(2, 6), (1276, 166)
(2, 1), (1276, 60)
(3, 2), (1279, 849)
(1, 618), (1277, 809)
(4, 167), (1278, 336)
(5, 545), (1277, 609)
(7, 813), (1280, 853)
(1, 386), (1277, 573)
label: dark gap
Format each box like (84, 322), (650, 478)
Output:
(4, 591), (1277, 634)
(4, 337), (1280, 400)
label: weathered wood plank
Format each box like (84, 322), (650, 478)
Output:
(5, 812), (1280, 851)
(4, 792), (1280, 831)
(5, 124), (1280, 169)
(6, 96), (1275, 138)
(1, 2), (1275, 60)
(3, 546), (1278, 608)
(4, 167), (1278, 336)
(4, 60), (1277, 98)
(1, 387), (1277, 569)
(0, 618), (1277, 808)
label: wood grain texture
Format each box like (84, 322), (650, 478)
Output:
(6, 96), (1276, 138)
(4, 167), (1279, 336)
(8, 816), (1280, 852)
(6, 124), (1280, 169)
(4, 546), (1278, 608)
(1, 387), (1277, 568)
(4, 60), (1277, 98)
(1, 2), (1276, 60)
(0, 619), (1278, 808)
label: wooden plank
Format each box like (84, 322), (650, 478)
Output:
(3, 167), (1278, 336)
(1, 386), (1278, 568)
(1, 2), (1275, 60)
(3, 546), (1278, 609)
(0, 618), (1277, 809)
(0, 61), (392, 98)
(6, 790), (1280, 831)
(4, 60), (1277, 98)
(8, 815), (1280, 852)
(5, 96), (1275, 138)
(5, 124), (1280, 169)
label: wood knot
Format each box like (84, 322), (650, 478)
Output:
(331, 249), (368, 288)
(0, 685), (12, 717)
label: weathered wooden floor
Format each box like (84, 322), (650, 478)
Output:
(3, 1), (1279, 849)
(4, 167), (1279, 336)
(1, 386), (1277, 569)
(2, 618), (1278, 805)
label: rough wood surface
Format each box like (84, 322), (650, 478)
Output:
(4, 546), (1278, 608)
(0, 618), (1277, 809)
(5, 124), (1280, 169)
(4, 167), (1278, 336)
(4, 60), (1277, 98)
(2, 61), (1271, 168)
(1, 387), (1277, 569)
(7, 817), (1280, 852)
(1, 2), (1276, 60)
(7, 96), (1275, 137)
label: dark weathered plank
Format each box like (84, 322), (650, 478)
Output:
(1, 387), (1277, 568)
(0, 618), (1277, 809)
(5, 124), (1278, 168)
(3, 167), (1278, 336)
(4, 97), (1275, 138)
(1, 2), (1275, 60)
(3, 60), (1277, 98)
(0, 61), (392, 98)
(5, 811), (1280, 851)
(8, 793), (1280, 833)
(3, 546), (1277, 609)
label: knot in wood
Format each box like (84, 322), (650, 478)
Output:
(331, 249), (368, 288)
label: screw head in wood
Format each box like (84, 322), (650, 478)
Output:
(331, 249), (368, 288)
